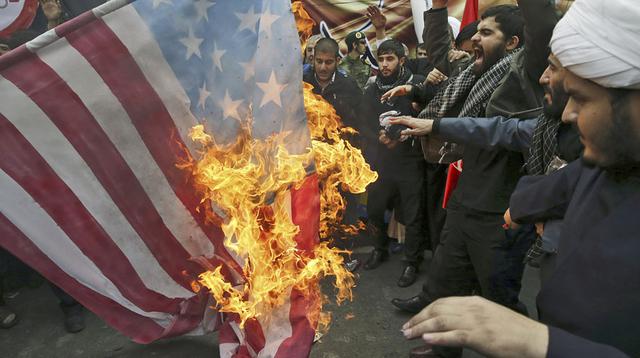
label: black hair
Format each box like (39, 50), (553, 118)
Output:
(377, 39), (405, 59)
(314, 37), (340, 58)
(416, 43), (427, 51)
(481, 5), (524, 48)
(455, 20), (479, 48)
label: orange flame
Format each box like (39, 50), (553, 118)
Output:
(181, 1), (377, 334)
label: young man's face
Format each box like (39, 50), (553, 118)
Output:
(377, 52), (404, 78)
(539, 53), (569, 118)
(416, 48), (428, 59)
(562, 70), (640, 169)
(470, 16), (517, 75)
(457, 39), (474, 55)
(0, 43), (10, 56)
(305, 45), (314, 63)
(314, 51), (338, 82)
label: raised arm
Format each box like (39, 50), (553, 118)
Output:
(422, 0), (454, 75)
(509, 159), (583, 224)
(433, 116), (538, 153)
(518, 0), (558, 82)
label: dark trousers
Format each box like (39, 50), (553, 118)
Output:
(367, 162), (426, 265)
(423, 163), (447, 250)
(420, 208), (534, 357)
(422, 208), (533, 307)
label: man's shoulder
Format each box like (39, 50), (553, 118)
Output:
(339, 56), (352, 65)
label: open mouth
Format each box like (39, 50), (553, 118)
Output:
(473, 47), (484, 66)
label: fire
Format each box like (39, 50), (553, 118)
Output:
(181, 1), (377, 334)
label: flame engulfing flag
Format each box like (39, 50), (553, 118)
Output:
(0, 0), (376, 356)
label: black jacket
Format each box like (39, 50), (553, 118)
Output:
(359, 71), (426, 174)
(302, 69), (362, 131)
(510, 161), (640, 357)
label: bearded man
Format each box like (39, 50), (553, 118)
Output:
(402, 1), (640, 356)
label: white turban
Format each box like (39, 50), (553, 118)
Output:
(550, 0), (640, 89)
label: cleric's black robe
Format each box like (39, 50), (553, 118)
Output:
(510, 159), (640, 357)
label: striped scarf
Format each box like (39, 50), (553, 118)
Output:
(420, 48), (522, 163)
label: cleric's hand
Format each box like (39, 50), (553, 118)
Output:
(388, 116), (434, 137)
(402, 296), (548, 358)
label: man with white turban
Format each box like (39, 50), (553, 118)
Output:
(400, 0), (640, 357)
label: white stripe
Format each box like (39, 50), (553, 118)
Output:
(103, 5), (246, 272)
(103, 5), (200, 157)
(37, 37), (215, 262)
(257, 287), (294, 358)
(219, 343), (241, 358)
(0, 76), (192, 300)
(0, 169), (171, 325)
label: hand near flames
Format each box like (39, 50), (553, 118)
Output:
(388, 116), (435, 137)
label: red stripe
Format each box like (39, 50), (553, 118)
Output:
(275, 289), (316, 357)
(291, 174), (320, 252)
(63, 14), (243, 280)
(275, 175), (320, 356)
(1, 50), (202, 291)
(0, 115), (184, 314)
(0, 213), (165, 344)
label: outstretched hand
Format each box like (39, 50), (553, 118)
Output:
(380, 84), (412, 103)
(366, 6), (387, 29)
(388, 116), (434, 136)
(402, 296), (548, 358)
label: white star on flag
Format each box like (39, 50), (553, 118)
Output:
(220, 91), (243, 120)
(179, 27), (203, 60)
(198, 81), (211, 110)
(259, 10), (280, 34)
(194, 0), (215, 22)
(256, 71), (286, 108)
(235, 6), (260, 34)
(211, 42), (225, 72)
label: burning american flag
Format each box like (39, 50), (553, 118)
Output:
(0, 0), (376, 356)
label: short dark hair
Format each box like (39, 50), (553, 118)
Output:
(416, 43), (427, 51)
(455, 20), (479, 48)
(377, 39), (405, 59)
(481, 5), (524, 48)
(314, 37), (339, 57)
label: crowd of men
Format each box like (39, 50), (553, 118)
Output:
(304, 0), (639, 357)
